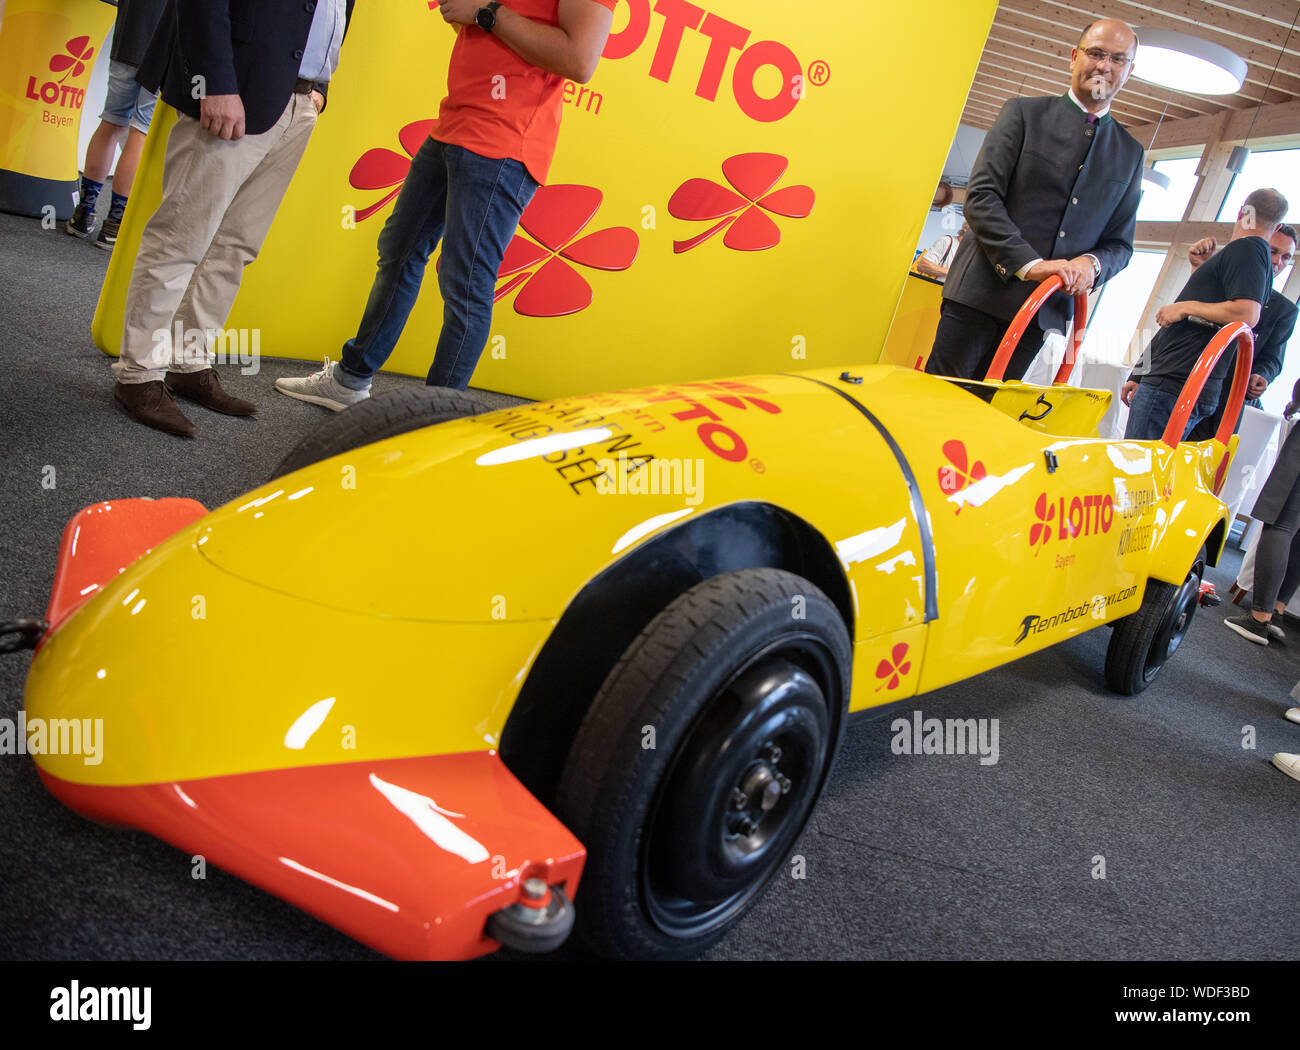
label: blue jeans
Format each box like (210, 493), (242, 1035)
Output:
(1124, 382), (1213, 442)
(337, 138), (538, 390)
(100, 59), (157, 133)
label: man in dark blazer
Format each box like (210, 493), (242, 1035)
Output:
(926, 18), (1144, 382)
(111, 0), (353, 438)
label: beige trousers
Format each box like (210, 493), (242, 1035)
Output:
(113, 93), (317, 383)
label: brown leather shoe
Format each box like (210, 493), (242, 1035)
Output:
(114, 381), (196, 438)
(165, 368), (258, 416)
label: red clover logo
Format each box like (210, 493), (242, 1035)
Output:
(350, 125), (637, 317)
(494, 185), (639, 317)
(1030, 493), (1055, 555)
(668, 152), (814, 253)
(937, 440), (986, 514)
(348, 119), (436, 222)
(50, 37), (94, 82)
(875, 643), (912, 691)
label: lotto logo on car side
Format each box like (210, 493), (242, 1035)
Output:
(1030, 492), (1115, 553)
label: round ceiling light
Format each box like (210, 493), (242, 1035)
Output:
(1132, 28), (1248, 95)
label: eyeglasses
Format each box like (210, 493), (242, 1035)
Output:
(1081, 47), (1132, 67)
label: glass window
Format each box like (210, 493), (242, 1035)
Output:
(1078, 250), (1168, 367)
(1218, 147), (1300, 223)
(1135, 157), (1200, 222)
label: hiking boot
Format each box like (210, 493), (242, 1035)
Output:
(166, 368), (257, 416)
(114, 381), (195, 438)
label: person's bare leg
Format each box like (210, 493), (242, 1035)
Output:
(111, 127), (147, 198)
(84, 121), (126, 183)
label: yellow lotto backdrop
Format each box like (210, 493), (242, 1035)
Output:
(0, 0), (113, 214)
(94, 0), (995, 399)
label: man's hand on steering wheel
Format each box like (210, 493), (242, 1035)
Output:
(1024, 257), (1093, 295)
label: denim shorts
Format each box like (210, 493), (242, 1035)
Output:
(99, 59), (157, 134)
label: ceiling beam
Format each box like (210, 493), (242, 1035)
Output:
(1001, 0), (1300, 75)
(983, 35), (1226, 116)
(957, 111), (998, 131)
(1047, 0), (1300, 46)
(1134, 220), (1235, 245)
(1128, 96), (1300, 149)
(990, 7), (1300, 105)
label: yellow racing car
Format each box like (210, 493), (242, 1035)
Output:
(10, 280), (1254, 961)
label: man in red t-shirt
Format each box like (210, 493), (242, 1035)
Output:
(277, 0), (615, 409)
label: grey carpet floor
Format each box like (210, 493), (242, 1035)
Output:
(1, 207), (1298, 962)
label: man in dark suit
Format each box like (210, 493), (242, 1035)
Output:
(926, 18), (1144, 382)
(111, 0), (352, 438)
(1186, 225), (1299, 441)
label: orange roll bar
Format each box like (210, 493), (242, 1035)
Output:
(984, 274), (1090, 384)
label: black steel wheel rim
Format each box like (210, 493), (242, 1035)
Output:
(640, 637), (839, 942)
(1145, 565), (1203, 681)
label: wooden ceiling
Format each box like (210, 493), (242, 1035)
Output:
(960, 0), (1300, 138)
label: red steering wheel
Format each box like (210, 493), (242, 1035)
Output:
(984, 274), (1090, 384)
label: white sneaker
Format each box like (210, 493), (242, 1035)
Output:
(1285, 708), (1300, 725)
(274, 358), (370, 412)
(1271, 752), (1300, 783)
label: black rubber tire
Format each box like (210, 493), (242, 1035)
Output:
(1104, 548), (1206, 695)
(270, 386), (496, 480)
(554, 568), (851, 960)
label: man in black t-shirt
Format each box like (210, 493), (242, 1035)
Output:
(1186, 224), (1299, 441)
(1122, 187), (1288, 442)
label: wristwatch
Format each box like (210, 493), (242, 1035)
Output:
(475, 1), (502, 31)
